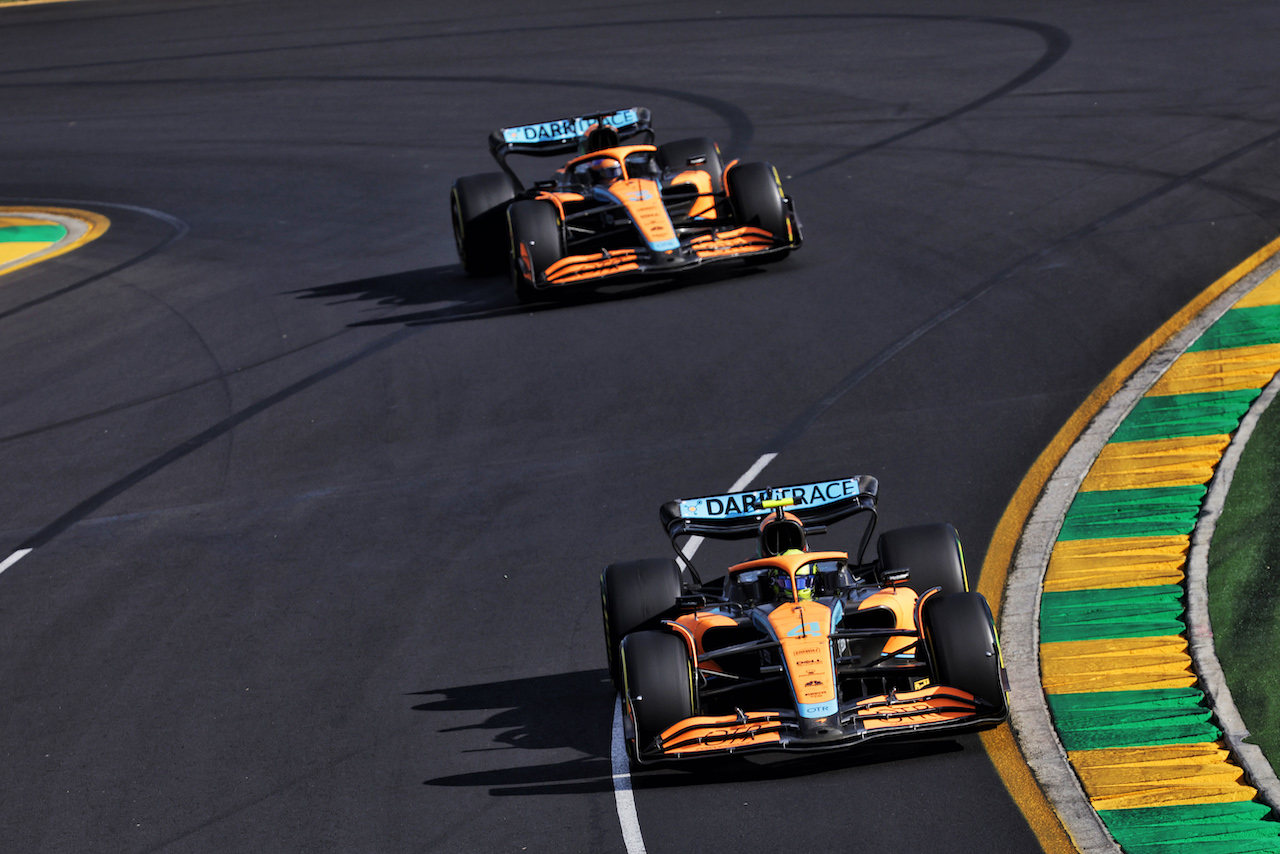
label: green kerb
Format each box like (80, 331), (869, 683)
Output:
(1059, 485), (1207, 541)
(1048, 688), (1219, 751)
(0, 224), (66, 242)
(1110, 390), (1260, 443)
(1189, 304), (1280, 352)
(1098, 801), (1280, 853)
(1040, 585), (1185, 643)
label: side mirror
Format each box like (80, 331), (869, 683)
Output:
(880, 567), (911, 586)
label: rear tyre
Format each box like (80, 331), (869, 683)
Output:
(601, 558), (683, 690)
(726, 161), (791, 259)
(877, 522), (968, 596)
(621, 630), (695, 757)
(657, 137), (724, 193)
(451, 172), (519, 275)
(923, 592), (1007, 714)
(507, 199), (564, 302)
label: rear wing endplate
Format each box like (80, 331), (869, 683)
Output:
(660, 476), (879, 542)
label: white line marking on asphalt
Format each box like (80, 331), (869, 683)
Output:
(611, 453), (776, 854)
(729, 453), (777, 492)
(0, 548), (33, 575)
(612, 694), (647, 854)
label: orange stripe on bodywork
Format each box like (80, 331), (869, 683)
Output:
(689, 226), (776, 258)
(854, 587), (920, 655)
(767, 601), (837, 710)
(659, 712), (786, 754)
(854, 686), (982, 730)
(671, 611), (738, 672)
(533, 191), (584, 220)
(609, 178), (678, 248)
(670, 170), (717, 219)
(544, 250), (642, 283)
(721, 159), (740, 196)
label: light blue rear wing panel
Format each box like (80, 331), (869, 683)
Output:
(501, 109), (641, 145)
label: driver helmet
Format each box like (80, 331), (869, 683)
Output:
(758, 511), (807, 557)
(771, 560), (817, 601)
(587, 157), (623, 185)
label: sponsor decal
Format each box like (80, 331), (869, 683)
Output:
(679, 478), (860, 520)
(800, 700), (839, 719)
(703, 727), (759, 744)
(502, 109), (639, 145)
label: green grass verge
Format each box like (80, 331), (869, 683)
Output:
(1208, 389), (1280, 767)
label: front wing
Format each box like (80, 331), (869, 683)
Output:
(629, 686), (1007, 763)
(538, 225), (792, 288)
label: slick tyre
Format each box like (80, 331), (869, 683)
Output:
(726, 161), (791, 258)
(601, 558), (683, 691)
(923, 592), (1008, 714)
(621, 630), (695, 758)
(507, 199), (564, 302)
(451, 172), (519, 275)
(877, 523), (969, 596)
(657, 137), (724, 193)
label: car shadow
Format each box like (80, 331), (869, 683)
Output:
(411, 668), (619, 796)
(290, 262), (769, 329)
(412, 668), (966, 796)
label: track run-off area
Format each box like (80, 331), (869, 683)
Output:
(4, 2), (1280, 853)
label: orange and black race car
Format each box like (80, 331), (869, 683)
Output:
(602, 477), (1009, 764)
(449, 107), (801, 299)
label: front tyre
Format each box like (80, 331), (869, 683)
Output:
(923, 592), (1008, 716)
(726, 161), (793, 259)
(621, 630), (695, 759)
(507, 199), (564, 302)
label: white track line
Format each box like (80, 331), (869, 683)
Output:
(611, 452), (777, 854)
(0, 548), (32, 575)
(728, 453), (776, 493)
(611, 694), (647, 854)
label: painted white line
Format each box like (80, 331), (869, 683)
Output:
(0, 548), (33, 574)
(729, 453), (777, 493)
(681, 454), (779, 562)
(611, 694), (647, 854)
(611, 453), (777, 854)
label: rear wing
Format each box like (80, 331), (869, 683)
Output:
(660, 476), (879, 542)
(488, 107), (653, 186)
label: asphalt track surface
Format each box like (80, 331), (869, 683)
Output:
(3, 2), (1280, 852)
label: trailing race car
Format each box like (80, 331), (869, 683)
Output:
(449, 107), (801, 300)
(601, 477), (1009, 764)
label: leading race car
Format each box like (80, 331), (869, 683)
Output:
(601, 477), (1009, 764)
(449, 107), (802, 300)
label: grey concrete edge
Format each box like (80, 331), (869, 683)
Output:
(1187, 367), (1280, 812)
(1001, 248), (1280, 853)
(0, 210), (91, 276)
